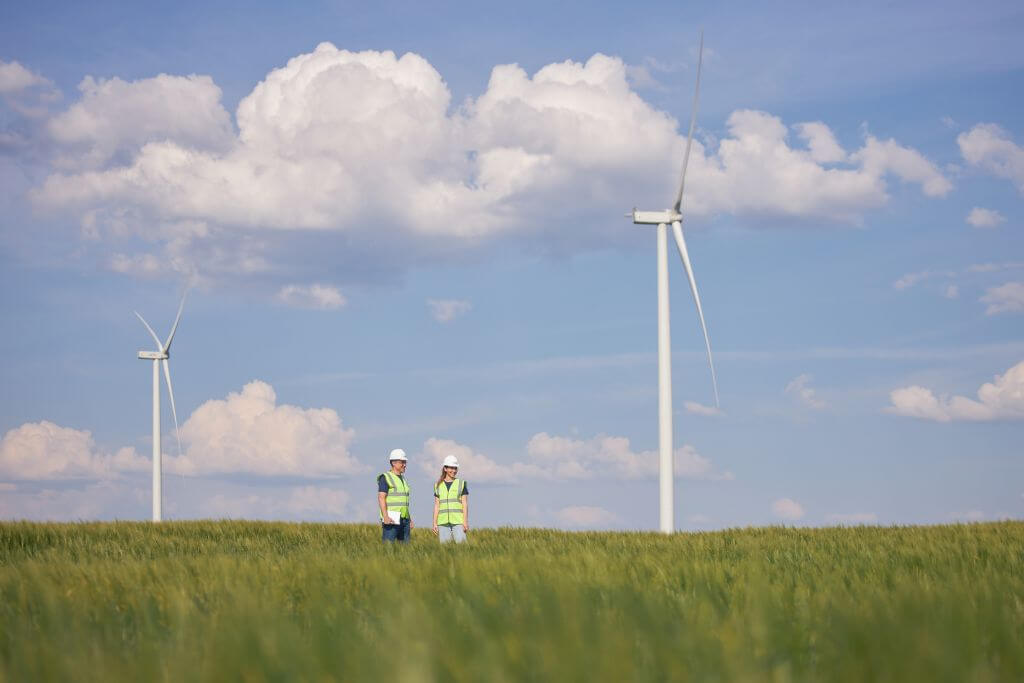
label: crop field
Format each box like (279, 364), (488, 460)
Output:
(1, 521), (1022, 682)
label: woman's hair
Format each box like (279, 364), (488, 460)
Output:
(436, 466), (452, 488)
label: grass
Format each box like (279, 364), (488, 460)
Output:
(1, 521), (1022, 681)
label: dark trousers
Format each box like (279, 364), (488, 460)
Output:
(382, 517), (411, 543)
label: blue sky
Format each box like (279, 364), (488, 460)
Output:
(1, 0), (1022, 529)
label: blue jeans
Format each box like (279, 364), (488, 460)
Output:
(438, 524), (466, 544)
(382, 517), (411, 543)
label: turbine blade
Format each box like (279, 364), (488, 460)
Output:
(162, 358), (183, 458)
(163, 292), (187, 350)
(135, 312), (164, 352)
(672, 31), (704, 214)
(671, 221), (720, 407)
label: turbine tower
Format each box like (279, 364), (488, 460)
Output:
(135, 295), (185, 522)
(629, 32), (719, 534)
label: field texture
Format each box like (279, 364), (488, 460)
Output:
(1, 521), (1022, 682)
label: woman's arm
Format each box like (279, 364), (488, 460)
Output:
(461, 494), (469, 531)
(432, 496), (440, 535)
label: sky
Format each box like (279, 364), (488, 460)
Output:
(1, 0), (1022, 530)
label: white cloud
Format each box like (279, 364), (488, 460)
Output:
(526, 432), (732, 480)
(426, 298), (471, 323)
(47, 73), (234, 170)
(966, 207), (1006, 228)
(201, 486), (354, 521)
(794, 121), (847, 163)
(784, 374), (826, 410)
(887, 360), (1024, 422)
(0, 60), (50, 93)
(772, 498), (805, 520)
(109, 252), (165, 277)
(0, 483), (15, 492)
(0, 421), (146, 480)
(276, 284), (347, 310)
(28, 45), (952, 284)
(557, 505), (619, 528)
(958, 123), (1024, 193)
(419, 432), (732, 483)
(684, 400), (724, 417)
(0, 481), (138, 521)
(851, 136), (952, 197)
(980, 282), (1024, 315)
(420, 437), (538, 483)
(171, 380), (364, 476)
(968, 262), (1024, 273)
(826, 512), (878, 524)
(944, 285), (959, 299)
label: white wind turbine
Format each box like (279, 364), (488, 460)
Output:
(629, 33), (719, 534)
(135, 295), (186, 522)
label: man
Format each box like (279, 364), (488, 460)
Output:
(378, 448), (413, 543)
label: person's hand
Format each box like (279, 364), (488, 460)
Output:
(462, 522), (469, 533)
(432, 523), (439, 535)
(409, 518), (414, 530)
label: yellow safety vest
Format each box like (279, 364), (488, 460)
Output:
(381, 472), (410, 521)
(435, 478), (465, 525)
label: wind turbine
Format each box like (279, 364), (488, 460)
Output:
(135, 295), (185, 522)
(629, 32), (719, 534)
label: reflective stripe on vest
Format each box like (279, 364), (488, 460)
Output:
(435, 478), (465, 525)
(381, 471), (410, 520)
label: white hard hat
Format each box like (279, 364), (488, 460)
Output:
(442, 454), (459, 468)
(389, 448), (408, 462)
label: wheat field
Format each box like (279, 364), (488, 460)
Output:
(1, 521), (1022, 681)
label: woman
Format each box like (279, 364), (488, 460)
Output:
(432, 454), (468, 543)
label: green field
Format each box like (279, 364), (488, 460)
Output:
(1, 521), (1022, 682)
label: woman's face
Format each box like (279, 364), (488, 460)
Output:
(444, 465), (457, 479)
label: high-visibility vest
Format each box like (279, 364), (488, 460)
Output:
(380, 472), (410, 521)
(435, 478), (465, 525)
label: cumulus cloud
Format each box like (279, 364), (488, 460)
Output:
(0, 481), (138, 521)
(557, 505), (619, 528)
(426, 298), (471, 323)
(958, 123), (1024, 193)
(420, 432), (732, 483)
(980, 282), (1024, 315)
(0, 421), (146, 480)
(276, 284), (347, 310)
(851, 135), (952, 197)
(201, 486), (355, 521)
(826, 512), (878, 524)
(794, 121), (847, 163)
(966, 207), (1006, 228)
(772, 498), (805, 520)
(887, 360), (1024, 422)
(784, 374), (826, 410)
(0, 60), (50, 94)
(420, 437), (541, 482)
(27, 44), (951, 284)
(171, 380), (364, 476)
(684, 400), (724, 417)
(47, 73), (234, 169)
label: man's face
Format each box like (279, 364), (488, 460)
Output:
(391, 460), (407, 474)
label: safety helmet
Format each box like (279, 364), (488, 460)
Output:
(442, 454), (459, 468)
(389, 448), (408, 462)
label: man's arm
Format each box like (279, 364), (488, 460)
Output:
(378, 491), (389, 522)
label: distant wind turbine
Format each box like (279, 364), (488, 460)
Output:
(629, 32), (719, 534)
(135, 295), (186, 522)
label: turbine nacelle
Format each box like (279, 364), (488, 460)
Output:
(633, 209), (683, 225)
(138, 350), (169, 360)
